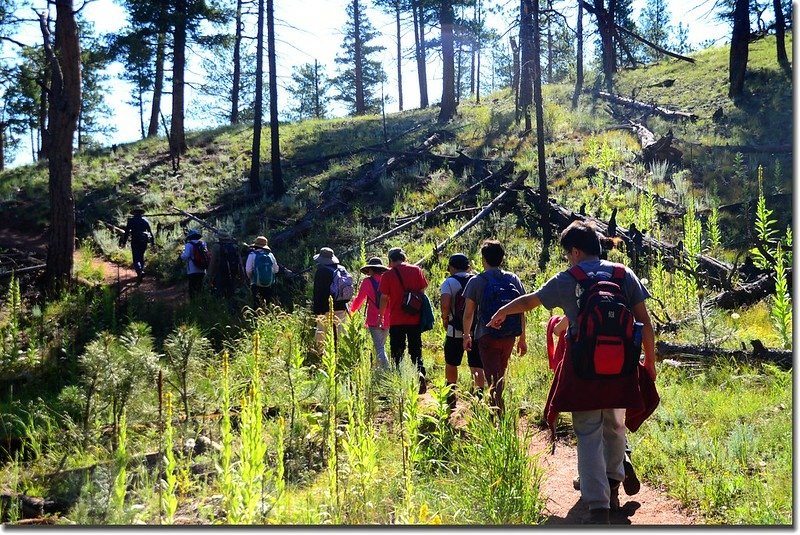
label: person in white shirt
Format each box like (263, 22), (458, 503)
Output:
(439, 253), (485, 413)
(245, 235), (279, 308)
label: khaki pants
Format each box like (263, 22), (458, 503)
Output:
(315, 310), (347, 350)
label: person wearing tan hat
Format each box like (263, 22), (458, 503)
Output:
(246, 236), (279, 308)
(312, 247), (353, 349)
(349, 257), (391, 369)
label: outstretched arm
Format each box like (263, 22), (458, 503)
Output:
(632, 301), (657, 380)
(487, 293), (542, 328)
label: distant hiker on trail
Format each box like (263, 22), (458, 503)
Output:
(349, 257), (391, 370)
(211, 234), (244, 300)
(461, 240), (526, 414)
(246, 236), (279, 308)
(378, 247), (429, 394)
(440, 253), (485, 413)
(487, 220), (659, 525)
(180, 229), (210, 299)
(312, 247), (354, 350)
(119, 207), (154, 284)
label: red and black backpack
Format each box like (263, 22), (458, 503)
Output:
(567, 264), (641, 380)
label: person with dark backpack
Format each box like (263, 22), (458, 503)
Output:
(245, 236), (279, 308)
(179, 229), (209, 299)
(349, 257), (391, 369)
(487, 221), (659, 525)
(119, 207), (155, 284)
(212, 234), (244, 300)
(439, 253), (485, 413)
(461, 240), (527, 414)
(312, 247), (353, 350)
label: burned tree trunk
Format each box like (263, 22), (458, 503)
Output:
(627, 120), (682, 165)
(510, 36), (520, 112)
(267, 0), (284, 194)
(729, 0), (750, 99)
(170, 0), (188, 156)
(571, 0), (584, 109)
(590, 90), (699, 121)
(39, 1), (81, 293)
(530, 0), (551, 248)
(773, 0), (789, 70)
(593, 0), (615, 91)
(518, 0), (533, 130)
(249, 0), (265, 194)
(438, 0), (457, 123)
(656, 340), (791, 369)
(147, 27), (165, 137)
(231, 0), (242, 124)
(412, 1), (429, 108)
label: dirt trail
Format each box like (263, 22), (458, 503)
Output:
(528, 429), (699, 526)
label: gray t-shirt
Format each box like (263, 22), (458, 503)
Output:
(439, 271), (472, 338)
(462, 267), (525, 341)
(534, 259), (650, 337)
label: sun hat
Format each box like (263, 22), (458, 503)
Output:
(314, 247), (339, 265)
(448, 253), (469, 271)
(387, 247), (407, 262)
(250, 236), (270, 250)
(360, 257), (389, 275)
(131, 207), (145, 215)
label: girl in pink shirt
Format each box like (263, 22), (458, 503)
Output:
(349, 257), (391, 369)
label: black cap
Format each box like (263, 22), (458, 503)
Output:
(448, 253), (469, 271)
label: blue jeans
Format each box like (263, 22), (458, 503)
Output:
(369, 327), (390, 369)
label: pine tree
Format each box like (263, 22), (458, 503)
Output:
(333, 0), (387, 116)
(639, 0), (672, 62)
(288, 61), (332, 121)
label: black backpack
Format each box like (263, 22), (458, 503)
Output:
(448, 273), (472, 332)
(567, 264), (642, 380)
(218, 241), (241, 283)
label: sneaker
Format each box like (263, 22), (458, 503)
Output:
(418, 377), (427, 395)
(584, 508), (610, 525)
(573, 475), (581, 491)
(623, 454), (640, 495)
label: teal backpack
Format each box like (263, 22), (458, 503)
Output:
(253, 250), (275, 287)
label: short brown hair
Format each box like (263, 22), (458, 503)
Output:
(560, 220), (621, 255)
(480, 239), (505, 267)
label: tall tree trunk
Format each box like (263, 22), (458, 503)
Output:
(249, 0), (264, 194)
(510, 36), (520, 112)
(413, 2), (429, 108)
(470, 2), (476, 97)
(39, 2), (81, 293)
(773, 0), (789, 69)
(530, 0), (551, 249)
(231, 0), (242, 124)
(314, 59), (322, 119)
(456, 38), (462, 105)
(38, 83), (48, 160)
(0, 123), (5, 171)
(546, 0), (553, 83)
(77, 109), (83, 150)
(519, 0), (533, 130)
(147, 30), (165, 137)
(608, 0), (617, 68)
(137, 76), (145, 138)
(354, 0), (366, 115)
(594, 0), (615, 91)
(267, 0), (284, 195)
(170, 0), (188, 155)
(572, 0), (584, 108)
(475, 0), (482, 103)
(395, 0), (403, 111)
(438, 0), (456, 122)
(728, 0), (750, 99)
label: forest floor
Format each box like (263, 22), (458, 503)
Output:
(5, 226), (700, 526)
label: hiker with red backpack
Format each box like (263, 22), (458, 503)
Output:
(461, 240), (527, 414)
(349, 257), (391, 370)
(377, 247), (429, 394)
(180, 229), (210, 299)
(312, 247), (354, 350)
(246, 236), (279, 308)
(487, 220), (658, 525)
(440, 253), (485, 413)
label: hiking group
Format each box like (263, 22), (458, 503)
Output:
(119, 208), (659, 524)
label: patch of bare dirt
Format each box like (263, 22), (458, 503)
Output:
(528, 428), (699, 526)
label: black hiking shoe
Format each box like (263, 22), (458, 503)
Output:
(609, 479), (621, 510)
(584, 508), (610, 525)
(623, 454), (640, 495)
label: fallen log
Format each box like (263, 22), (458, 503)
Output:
(415, 172), (527, 268)
(0, 493), (70, 520)
(628, 120), (683, 165)
(169, 206), (226, 237)
(0, 264), (46, 279)
(292, 162), (515, 276)
(525, 188), (733, 287)
(588, 90), (699, 121)
(656, 339), (792, 369)
(271, 132), (445, 248)
(98, 219), (125, 235)
(363, 147), (499, 176)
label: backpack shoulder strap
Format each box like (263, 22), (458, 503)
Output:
(452, 273), (472, 289)
(610, 264), (626, 284)
(394, 267), (406, 289)
(567, 264), (595, 290)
